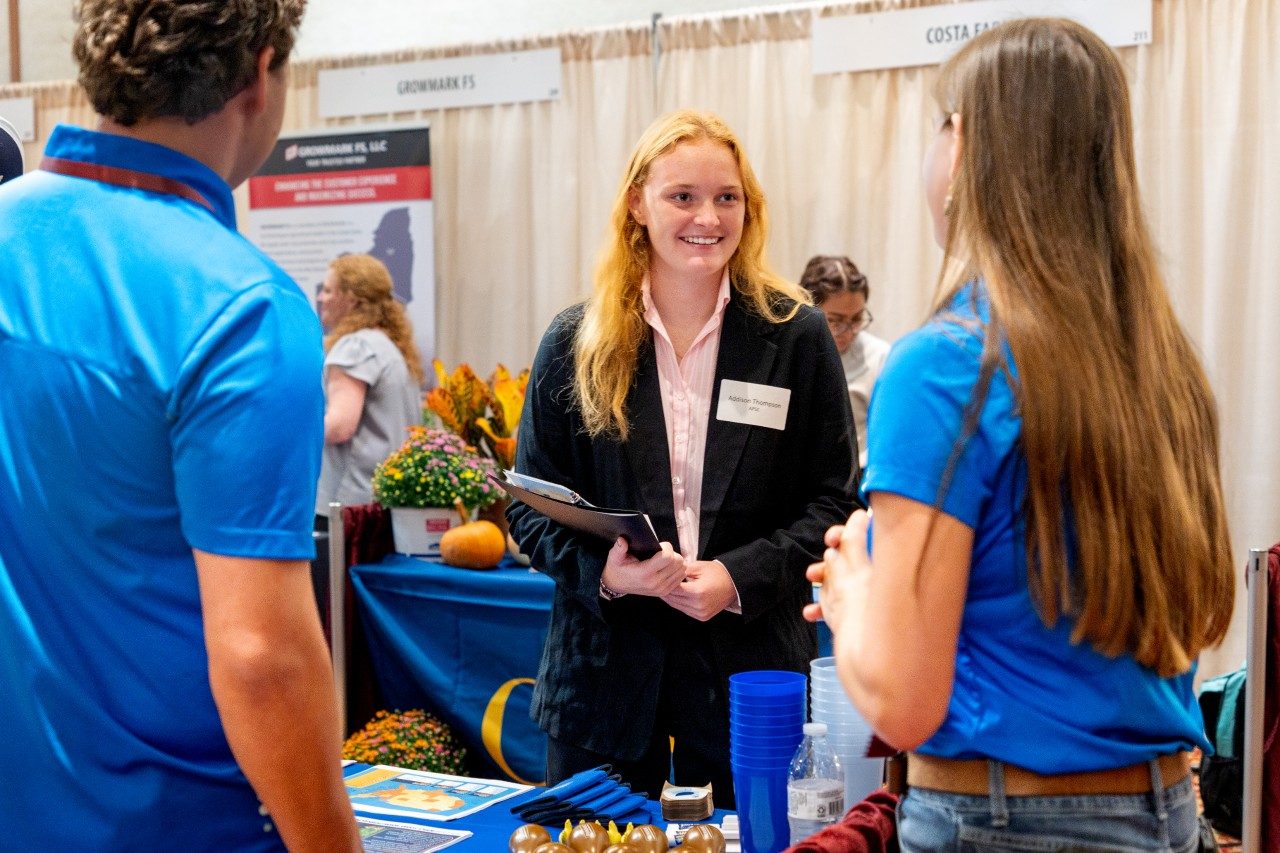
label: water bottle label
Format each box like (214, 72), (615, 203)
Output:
(787, 781), (845, 820)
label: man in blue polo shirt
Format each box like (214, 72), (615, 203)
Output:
(0, 1), (361, 849)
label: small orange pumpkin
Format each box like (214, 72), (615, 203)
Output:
(440, 519), (506, 569)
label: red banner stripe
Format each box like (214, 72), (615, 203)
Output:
(248, 165), (431, 209)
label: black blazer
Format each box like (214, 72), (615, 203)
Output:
(508, 292), (857, 760)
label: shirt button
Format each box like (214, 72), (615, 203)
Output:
(672, 476), (682, 486)
(676, 433), (687, 444)
(675, 392), (686, 401)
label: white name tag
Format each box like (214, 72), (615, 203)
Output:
(716, 379), (791, 431)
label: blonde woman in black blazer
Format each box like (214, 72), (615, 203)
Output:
(508, 111), (855, 807)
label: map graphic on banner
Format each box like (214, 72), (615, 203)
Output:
(246, 126), (435, 366)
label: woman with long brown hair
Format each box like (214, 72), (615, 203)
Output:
(510, 110), (856, 805)
(315, 253), (423, 519)
(809, 18), (1233, 851)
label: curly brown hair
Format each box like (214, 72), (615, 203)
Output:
(73, 0), (306, 126)
(324, 254), (425, 385)
(798, 255), (869, 306)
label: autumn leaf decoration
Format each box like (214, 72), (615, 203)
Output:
(424, 359), (530, 470)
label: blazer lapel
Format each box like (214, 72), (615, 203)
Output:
(699, 297), (778, 557)
(624, 334), (676, 539)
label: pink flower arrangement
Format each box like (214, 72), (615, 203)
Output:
(372, 426), (501, 510)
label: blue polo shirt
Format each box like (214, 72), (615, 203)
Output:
(862, 282), (1209, 773)
(0, 125), (323, 848)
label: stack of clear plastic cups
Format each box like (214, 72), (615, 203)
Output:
(808, 656), (883, 806)
(728, 670), (807, 853)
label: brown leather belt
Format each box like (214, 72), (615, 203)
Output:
(907, 751), (1191, 797)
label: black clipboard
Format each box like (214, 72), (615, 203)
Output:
(491, 471), (661, 558)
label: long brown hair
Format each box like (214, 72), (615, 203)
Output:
(324, 254), (424, 385)
(933, 18), (1232, 676)
(574, 110), (807, 439)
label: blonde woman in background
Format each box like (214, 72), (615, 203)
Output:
(315, 253), (423, 522)
(509, 110), (856, 806)
(808, 18), (1233, 851)
(799, 255), (890, 470)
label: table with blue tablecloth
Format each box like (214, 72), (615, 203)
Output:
(349, 554), (553, 784)
(349, 552), (835, 788)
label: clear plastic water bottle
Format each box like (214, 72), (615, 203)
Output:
(787, 721), (845, 844)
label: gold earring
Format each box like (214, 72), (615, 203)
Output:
(943, 184), (954, 217)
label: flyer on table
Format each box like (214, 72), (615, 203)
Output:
(357, 816), (471, 852)
(346, 765), (533, 822)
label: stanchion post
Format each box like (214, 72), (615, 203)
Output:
(1240, 548), (1267, 852)
(328, 501), (346, 735)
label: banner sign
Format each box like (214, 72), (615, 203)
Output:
(0, 96), (34, 142)
(319, 47), (562, 119)
(246, 125), (436, 365)
(812, 0), (1152, 75)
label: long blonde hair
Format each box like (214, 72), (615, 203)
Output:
(324, 254), (424, 385)
(574, 110), (807, 439)
(933, 18), (1232, 676)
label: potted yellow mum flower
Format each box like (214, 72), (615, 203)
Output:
(372, 426), (501, 557)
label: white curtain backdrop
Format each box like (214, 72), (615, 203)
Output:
(657, 3), (943, 356)
(1, 0), (1274, 674)
(274, 26), (656, 371)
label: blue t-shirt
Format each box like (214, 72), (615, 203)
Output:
(862, 283), (1209, 773)
(0, 126), (323, 849)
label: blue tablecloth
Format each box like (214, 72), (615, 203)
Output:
(350, 555), (553, 784)
(349, 552), (833, 787)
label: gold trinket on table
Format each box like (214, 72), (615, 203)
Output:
(567, 820), (610, 853)
(509, 823), (551, 853)
(621, 824), (668, 853)
(681, 823), (726, 853)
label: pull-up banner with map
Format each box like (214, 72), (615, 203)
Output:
(247, 125), (436, 368)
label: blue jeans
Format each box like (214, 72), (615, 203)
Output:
(897, 759), (1199, 852)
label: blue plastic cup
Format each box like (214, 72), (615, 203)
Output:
(731, 740), (801, 758)
(737, 742), (793, 758)
(729, 718), (805, 740)
(730, 707), (805, 731)
(732, 719), (803, 741)
(731, 753), (795, 773)
(729, 687), (807, 709)
(729, 670), (807, 697)
(730, 753), (795, 773)
(732, 762), (790, 853)
(730, 706), (804, 725)
(730, 695), (804, 719)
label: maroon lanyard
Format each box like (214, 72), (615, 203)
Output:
(40, 155), (217, 214)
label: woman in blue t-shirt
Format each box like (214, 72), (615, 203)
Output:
(806, 17), (1234, 851)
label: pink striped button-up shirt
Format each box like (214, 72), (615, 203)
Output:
(641, 272), (730, 562)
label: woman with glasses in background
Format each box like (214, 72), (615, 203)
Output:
(800, 255), (889, 469)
